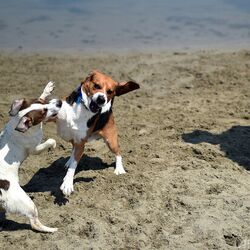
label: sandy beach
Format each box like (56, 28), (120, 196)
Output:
(0, 49), (249, 249)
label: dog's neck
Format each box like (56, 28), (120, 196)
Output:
(0, 119), (42, 179)
(3, 117), (43, 155)
(76, 86), (89, 111)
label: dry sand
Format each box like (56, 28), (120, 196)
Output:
(0, 49), (250, 249)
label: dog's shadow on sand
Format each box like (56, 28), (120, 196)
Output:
(182, 125), (250, 170)
(0, 220), (30, 231)
(0, 212), (31, 231)
(23, 155), (114, 206)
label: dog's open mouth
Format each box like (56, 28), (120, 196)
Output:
(89, 101), (101, 113)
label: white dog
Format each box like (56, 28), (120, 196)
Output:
(0, 82), (62, 233)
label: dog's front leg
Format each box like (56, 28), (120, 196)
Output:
(60, 141), (85, 196)
(30, 138), (56, 155)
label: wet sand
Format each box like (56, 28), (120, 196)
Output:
(0, 49), (250, 249)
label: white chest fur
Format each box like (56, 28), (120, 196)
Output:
(57, 101), (95, 143)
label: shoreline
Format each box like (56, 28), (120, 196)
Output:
(0, 42), (250, 56)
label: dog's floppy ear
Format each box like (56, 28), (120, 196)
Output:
(82, 70), (96, 84)
(9, 99), (24, 116)
(66, 88), (79, 105)
(80, 71), (95, 94)
(115, 81), (140, 96)
(15, 116), (32, 133)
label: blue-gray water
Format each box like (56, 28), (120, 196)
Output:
(0, 0), (249, 52)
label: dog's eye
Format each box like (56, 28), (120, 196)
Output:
(93, 83), (101, 90)
(107, 89), (113, 95)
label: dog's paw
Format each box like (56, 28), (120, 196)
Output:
(114, 167), (126, 175)
(44, 81), (55, 95)
(46, 138), (56, 150)
(114, 156), (126, 175)
(60, 175), (74, 196)
(40, 81), (55, 100)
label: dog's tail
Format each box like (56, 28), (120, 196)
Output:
(30, 217), (58, 233)
(29, 206), (57, 233)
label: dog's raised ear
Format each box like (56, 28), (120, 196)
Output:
(115, 81), (140, 96)
(9, 99), (24, 116)
(15, 116), (32, 133)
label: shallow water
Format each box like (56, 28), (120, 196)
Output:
(0, 0), (249, 51)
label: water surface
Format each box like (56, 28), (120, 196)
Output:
(0, 0), (249, 51)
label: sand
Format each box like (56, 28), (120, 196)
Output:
(0, 49), (250, 249)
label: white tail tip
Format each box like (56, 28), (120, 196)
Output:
(30, 218), (58, 233)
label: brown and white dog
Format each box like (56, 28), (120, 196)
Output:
(0, 82), (62, 233)
(56, 70), (139, 196)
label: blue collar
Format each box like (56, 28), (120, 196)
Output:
(76, 85), (89, 111)
(76, 86), (83, 104)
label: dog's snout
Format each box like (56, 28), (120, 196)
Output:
(56, 100), (62, 108)
(96, 95), (105, 105)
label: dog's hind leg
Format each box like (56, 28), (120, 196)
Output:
(99, 117), (126, 175)
(30, 138), (56, 155)
(2, 182), (57, 233)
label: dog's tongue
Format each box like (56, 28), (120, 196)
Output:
(89, 101), (100, 113)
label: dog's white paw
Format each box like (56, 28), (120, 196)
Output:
(44, 81), (55, 95)
(40, 81), (55, 100)
(114, 167), (126, 175)
(114, 155), (126, 175)
(60, 175), (74, 196)
(46, 138), (56, 150)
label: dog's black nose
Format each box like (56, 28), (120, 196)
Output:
(56, 100), (62, 108)
(96, 95), (105, 105)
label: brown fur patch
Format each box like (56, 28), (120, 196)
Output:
(26, 109), (47, 126)
(19, 98), (47, 111)
(0, 180), (10, 191)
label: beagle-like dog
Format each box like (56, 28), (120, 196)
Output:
(56, 70), (139, 196)
(0, 82), (62, 233)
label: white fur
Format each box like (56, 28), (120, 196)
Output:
(60, 167), (76, 196)
(80, 87), (89, 108)
(0, 93), (60, 233)
(114, 155), (126, 175)
(101, 100), (112, 113)
(57, 101), (95, 143)
(39, 81), (54, 100)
